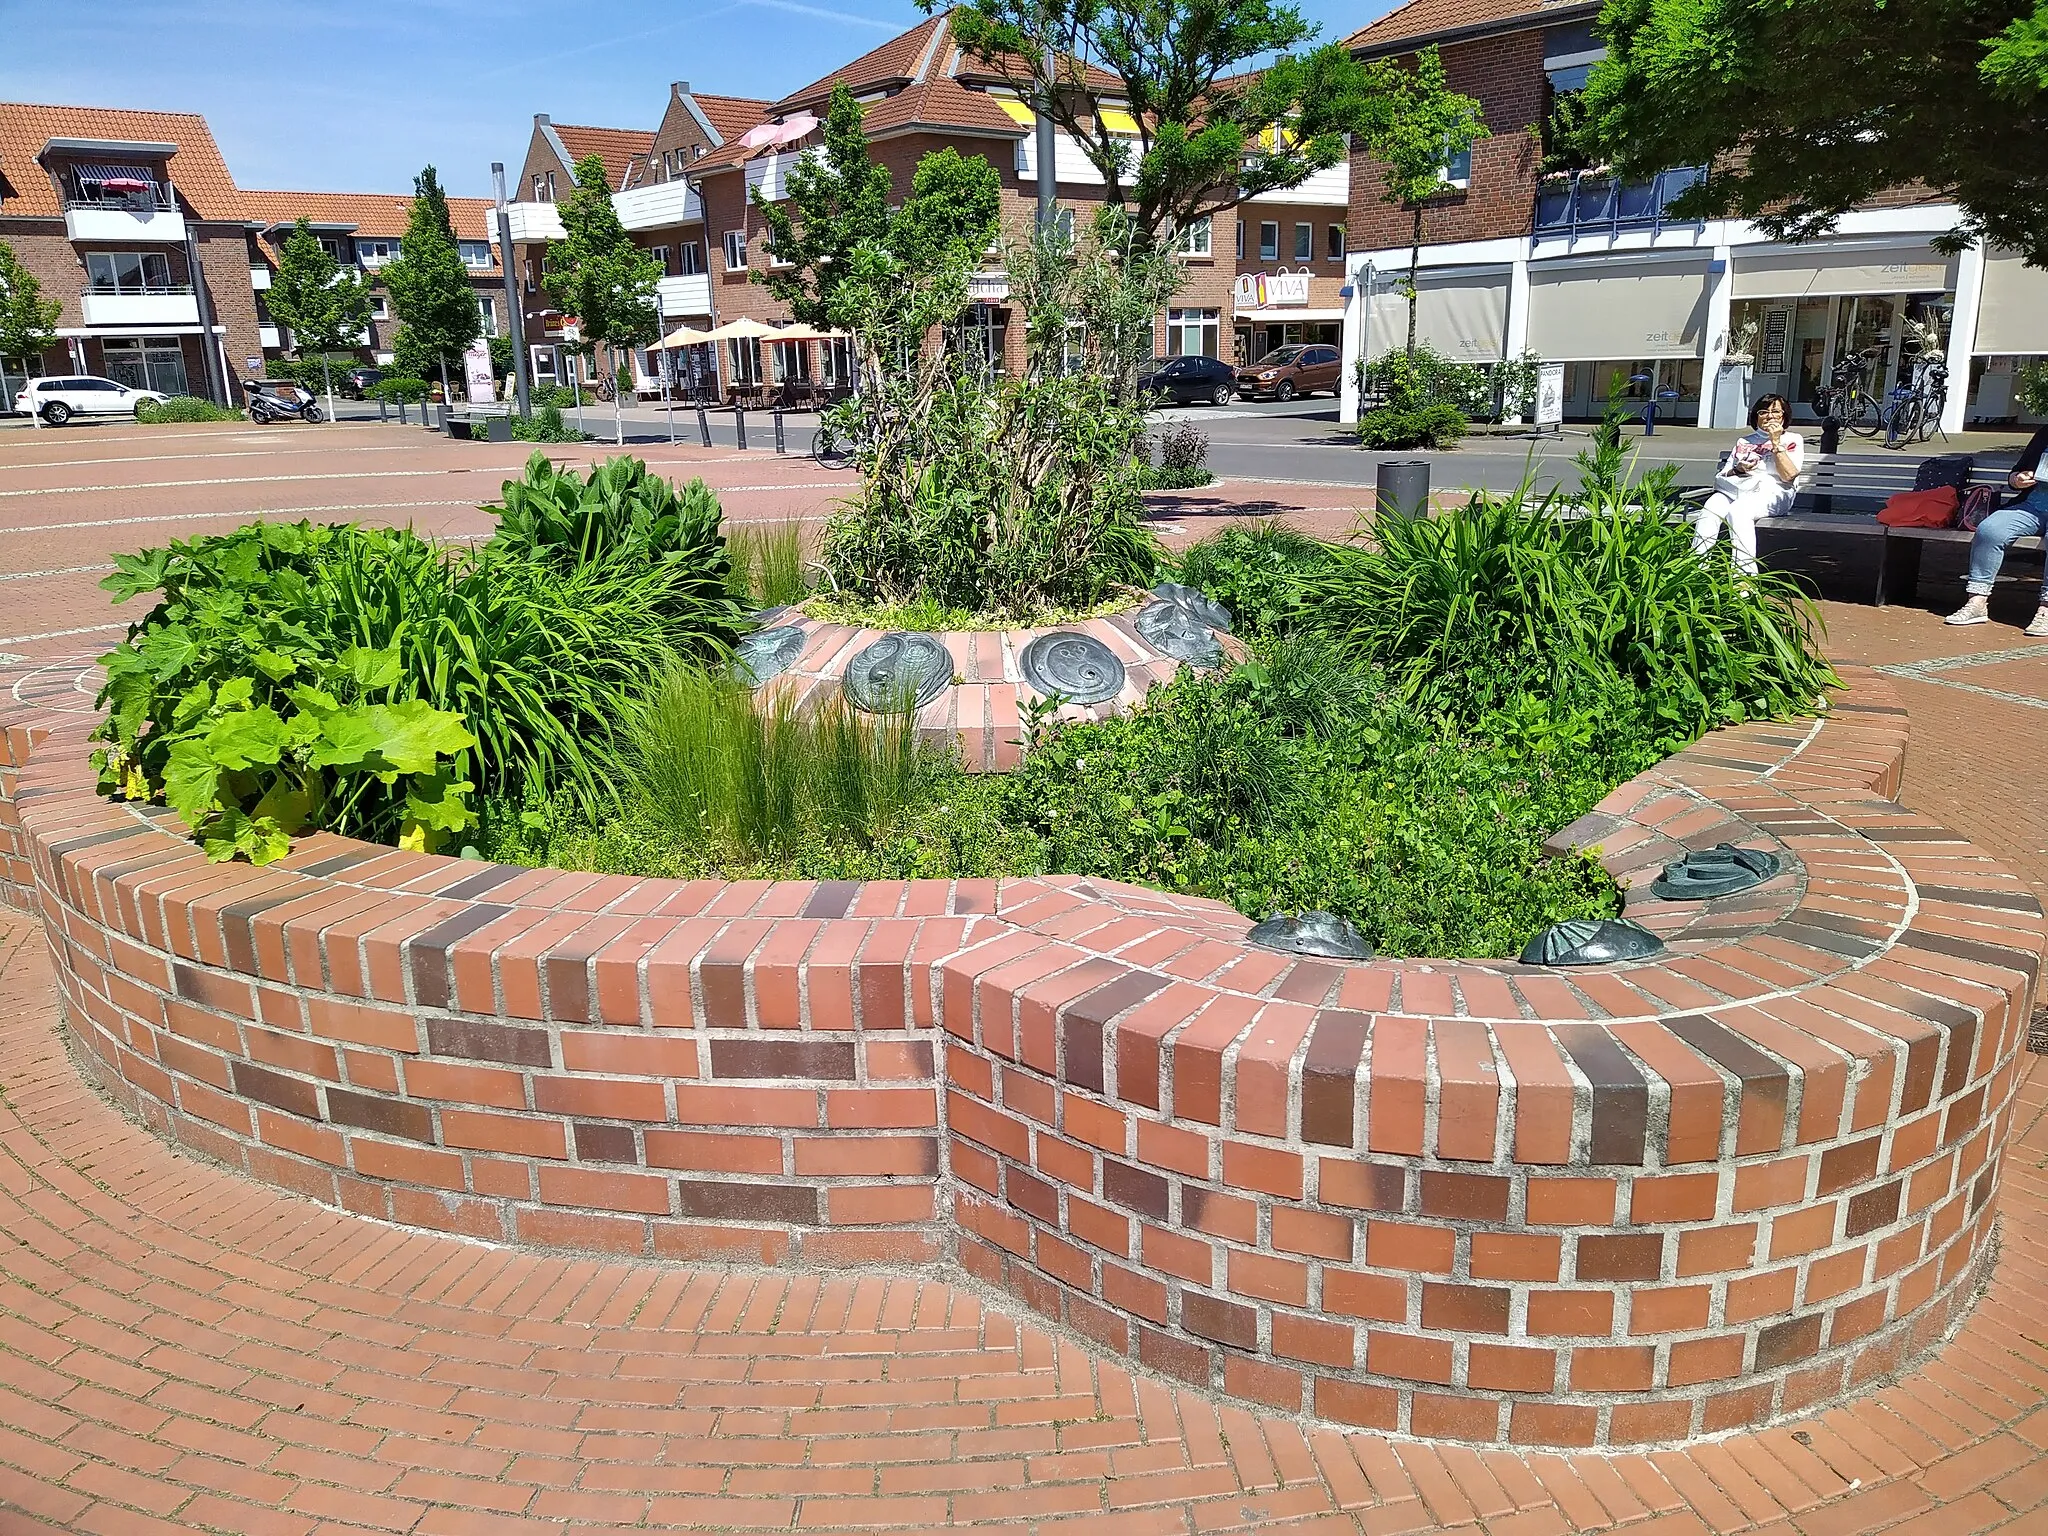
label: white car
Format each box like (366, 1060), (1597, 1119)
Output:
(12, 375), (169, 425)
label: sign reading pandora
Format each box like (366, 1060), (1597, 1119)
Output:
(1233, 269), (1311, 307)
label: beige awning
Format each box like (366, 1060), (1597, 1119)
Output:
(697, 316), (782, 343)
(762, 322), (848, 343)
(651, 323), (714, 350)
(1973, 248), (2048, 355)
(1527, 261), (1710, 360)
(1365, 269), (1508, 363)
(1732, 244), (1957, 300)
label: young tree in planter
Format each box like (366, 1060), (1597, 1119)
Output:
(753, 85), (894, 328)
(544, 153), (662, 444)
(385, 166), (480, 406)
(0, 240), (61, 425)
(1585, 0), (2048, 265)
(265, 218), (374, 424)
(1355, 46), (1486, 357)
(939, 0), (1415, 246)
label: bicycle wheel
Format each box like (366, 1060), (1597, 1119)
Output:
(1843, 390), (1883, 439)
(1917, 389), (1943, 442)
(811, 420), (850, 470)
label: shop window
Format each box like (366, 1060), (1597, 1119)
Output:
(101, 336), (189, 396)
(728, 336), (762, 383)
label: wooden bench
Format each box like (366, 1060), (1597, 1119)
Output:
(1688, 450), (2040, 607)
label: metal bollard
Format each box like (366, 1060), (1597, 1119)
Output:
(377, 398), (388, 424)
(773, 410), (786, 455)
(696, 404), (712, 448)
(397, 398), (408, 425)
(734, 406), (747, 452)
(1375, 459), (1431, 522)
(1816, 416), (1842, 516)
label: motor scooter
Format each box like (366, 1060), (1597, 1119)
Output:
(243, 379), (323, 424)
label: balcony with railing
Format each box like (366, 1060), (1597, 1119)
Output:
(61, 165), (186, 242)
(80, 283), (200, 328)
(1533, 167), (1706, 241)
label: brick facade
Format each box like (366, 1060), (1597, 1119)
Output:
(1348, 29), (1548, 254)
(3, 651), (2039, 1451)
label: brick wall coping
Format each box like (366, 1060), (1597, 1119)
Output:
(751, 608), (1230, 771)
(2, 651), (2042, 1450)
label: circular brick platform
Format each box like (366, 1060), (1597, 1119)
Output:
(752, 609), (1233, 770)
(1, 655), (2041, 1450)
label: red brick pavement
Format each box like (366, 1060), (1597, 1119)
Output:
(0, 915), (2044, 1533)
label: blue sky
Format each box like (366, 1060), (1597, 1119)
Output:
(0, 0), (1397, 199)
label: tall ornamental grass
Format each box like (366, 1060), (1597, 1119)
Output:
(726, 520), (812, 607)
(1300, 482), (1837, 741)
(630, 665), (927, 857)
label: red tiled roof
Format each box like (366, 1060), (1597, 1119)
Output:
(1343, 0), (1597, 54)
(552, 123), (655, 191)
(693, 93), (775, 146)
(773, 13), (952, 113)
(0, 100), (243, 220)
(240, 188), (498, 242)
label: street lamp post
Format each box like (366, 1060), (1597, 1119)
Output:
(492, 162), (530, 417)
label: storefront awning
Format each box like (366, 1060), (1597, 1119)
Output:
(1527, 260), (1709, 360)
(1367, 269), (1508, 363)
(1973, 248), (2048, 355)
(1732, 244), (1956, 300)
(1238, 307), (1345, 322)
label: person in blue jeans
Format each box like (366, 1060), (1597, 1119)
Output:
(1949, 424), (2048, 634)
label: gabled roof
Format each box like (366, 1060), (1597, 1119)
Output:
(240, 189), (499, 243)
(550, 122), (656, 191)
(0, 100), (243, 219)
(1342, 0), (1599, 56)
(774, 12), (953, 113)
(693, 92), (775, 146)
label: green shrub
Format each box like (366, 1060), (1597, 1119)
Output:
(508, 403), (583, 442)
(136, 395), (240, 423)
(1299, 481), (1837, 743)
(1357, 400), (1467, 450)
(1356, 349), (1471, 449)
(367, 376), (429, 404)
(1139, 423), (1214, 488)
(1173, 521), (1335, 636)
(726, 521), (812, 607)
(531, 384), (581, 410)
(488, 452), (737, 597)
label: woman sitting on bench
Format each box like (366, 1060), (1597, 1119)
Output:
(1691, 394), (1804, 576)
(1946, 424), (2048, 636)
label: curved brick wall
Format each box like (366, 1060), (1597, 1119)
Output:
(1, 653), (2041, 1449)
(758, 610), (1236, 769)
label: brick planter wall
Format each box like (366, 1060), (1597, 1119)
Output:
(2, 652), (2041, 1449)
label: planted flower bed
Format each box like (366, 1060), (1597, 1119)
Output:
(88, 450), (1834, 962)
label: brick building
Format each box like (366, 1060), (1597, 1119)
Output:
(238, 190), (507, 372)
(0, 102), (261, 406)
(1335, 0), (2047, 429)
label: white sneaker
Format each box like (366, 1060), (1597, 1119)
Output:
(1946, 595), (1990, 626)
(2028, 607), (2048, 639)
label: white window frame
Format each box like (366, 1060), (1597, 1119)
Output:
(1175, 216), (1212, 257)
(651, 244), (672, 276)
(1441, 144), (1473, 189)
(368, 294), (389, 319)
(476, 295), (497, 337)
(723, 229), (748, 270)
(677, 240), (704, 276)
(459, 240), (492, 268)
(1293, 222), (1312, 262)
(1165, 306), (1220, 359)
(1258, 221), (1279, 261)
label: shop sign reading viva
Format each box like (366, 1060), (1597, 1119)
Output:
(1234, 269), (1311, 307)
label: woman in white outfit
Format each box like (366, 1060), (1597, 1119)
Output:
(1691, 394), (1804, 575)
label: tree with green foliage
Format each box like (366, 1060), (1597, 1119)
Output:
(1584, 0), (2048, 265)
(1354, 46), (1487, 358)
(0, 239), (61, 419)
(753, 86), (894, 328)
(939, 0), (1412, 246)
(544, 153), (662, 444)
(385, 166), (481, 398)
(265, 218), (374, 423)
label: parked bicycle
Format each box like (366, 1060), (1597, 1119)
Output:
(1879, 354), (1948, 448)
(1813, 347), (1885, 439)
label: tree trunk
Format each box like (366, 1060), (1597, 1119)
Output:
(1406, 204), (1422, 359)
(613, 346), (624, 446)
